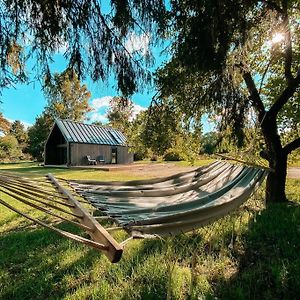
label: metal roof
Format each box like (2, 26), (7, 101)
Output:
(55, 119), (127, 146)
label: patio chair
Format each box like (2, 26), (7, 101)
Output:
(98, 155), (105, 164)
(86, 155), (97, 165)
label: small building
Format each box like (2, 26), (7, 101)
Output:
(44, 119), (133, 166)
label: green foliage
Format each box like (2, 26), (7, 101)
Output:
(27, 112), (53, 161)
(127, 111), (149, 161)
(0, 1), (166, 95)
(140, 103), (202, 161)
(142, 105), (177, 156)
(164, 133), (201, 163)
(44, 70), (91, 122)
(107, 96), (133, 133)
(0, 113), (10, 134)
(9, 120), (28, 152)
(0, 135), (22, 160)
(163, 149), (184, 161)
(155, 1), (300, 155)
(200, 132), (220, 155)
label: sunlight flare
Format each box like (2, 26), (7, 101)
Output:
(271, 32), (285, 44)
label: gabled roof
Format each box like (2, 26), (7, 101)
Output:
(55, 119), (127, 146)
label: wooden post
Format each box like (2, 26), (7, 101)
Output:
(47, 174), (123, 263)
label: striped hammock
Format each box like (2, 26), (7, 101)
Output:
(70, 161), (268, 237)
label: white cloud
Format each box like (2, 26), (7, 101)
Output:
(88, 96), (146, 124)
(90, 96), (113, 110)
(89, 112), (109, 124)
(130, 103), (146, 120)
(125, 33), (150, 56)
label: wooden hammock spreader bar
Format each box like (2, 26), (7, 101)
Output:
(0, 182), (82, 218)
(47, 174), (123, 263)
(0, 198), (108, 251)
(0, 188), (93, 232)
(214, 154), (274, 172)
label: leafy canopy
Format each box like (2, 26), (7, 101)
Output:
(155, 0), (300, 149)
(10, 120), (28, 145)
(0, 113), (10, 134)
(27, 112), (53, 161)
(107, 96), (134, 133)
(0, 0), (166, 96)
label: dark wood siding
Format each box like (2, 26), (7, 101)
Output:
(117, 146), (134, 164)
(69, 143), (134, 165)
(70, 143), (112, 165)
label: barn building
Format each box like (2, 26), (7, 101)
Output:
(44, 119), (133, 166)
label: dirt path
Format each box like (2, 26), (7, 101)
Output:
(287, 167), (300, 179)
(124, 163), (197, 178)
(116, 163), (300, 179)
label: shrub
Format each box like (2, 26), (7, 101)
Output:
(134, 151), (149, 161)
(163, 149), (185, 161)
(150, 154), (158, 161)
(0, 135), (22, 160)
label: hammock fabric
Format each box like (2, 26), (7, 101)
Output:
(70, 161), (268, 236)
(0, 161), (268, 263)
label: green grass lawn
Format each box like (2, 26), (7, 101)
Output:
(0, 162), (299, 299)
(0, 161), (152, 181)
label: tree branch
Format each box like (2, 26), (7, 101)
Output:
(241, 67), (266, 121)
(283, 137), (300, 154)
(282, 0), (293, 84)
(261, 0), (284, 14)
(268, 68), (300, 118)
(259, 55), (274, 94)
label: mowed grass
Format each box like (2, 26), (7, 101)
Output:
(0, 162), (299, 299)
(0, 161), (151, 181)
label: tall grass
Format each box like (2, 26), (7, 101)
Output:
(0, 162), (299, 299)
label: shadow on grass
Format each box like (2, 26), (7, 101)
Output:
(0, 221), (183, 300)
(0, 161), (35, 166)
(211, 201), (300, 299)
(0, 166), (69, 176)
(0, 223), (102, 300)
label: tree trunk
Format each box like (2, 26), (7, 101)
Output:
(261, 116), (288, 203)
(265, 150), (288, 203)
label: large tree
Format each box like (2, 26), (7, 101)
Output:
(9, 120), (28, 146)
(106, 96), (134, 133)
(0, 113), (10, 134)
(0, 135), (22, 160)
(153, 0), (300, 202)
(44, 70), (91, 121)
(27, 112), (53, 161)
